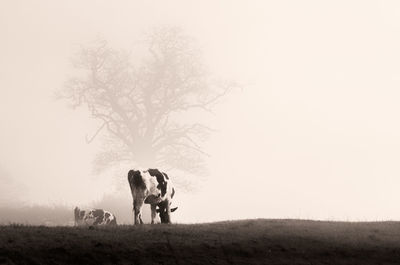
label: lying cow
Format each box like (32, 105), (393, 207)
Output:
(74, 207), (117, 226)
(127, 168), (175, 224)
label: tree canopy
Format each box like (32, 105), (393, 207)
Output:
(59, 28), (233, 177)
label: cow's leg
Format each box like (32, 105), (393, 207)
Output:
(133, 199), (144, 225)
(139, 213), (144, 224)
(150, 204), (157, 224)
(165, 200), (172, 224)
(132, 201), (136, 224)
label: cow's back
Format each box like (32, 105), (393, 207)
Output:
(128, 170), (145, 189)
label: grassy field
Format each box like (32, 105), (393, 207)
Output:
(1, 219), (400, 264)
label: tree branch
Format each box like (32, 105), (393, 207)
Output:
(85, 122), (107, 144)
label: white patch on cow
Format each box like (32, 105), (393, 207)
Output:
(142, 170), (162, 199)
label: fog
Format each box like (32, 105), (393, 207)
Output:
(1, 0), (400, 224)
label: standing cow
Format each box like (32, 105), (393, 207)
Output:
(127, 168), (176, 224)
(74, 207), (117, 226)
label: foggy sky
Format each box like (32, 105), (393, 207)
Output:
(2, 0), (400, 222)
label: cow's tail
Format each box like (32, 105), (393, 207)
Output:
(128, 170), (145, 188)
(171, 187), (175, 199)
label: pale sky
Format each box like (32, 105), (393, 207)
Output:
(1, 0), (400, 222)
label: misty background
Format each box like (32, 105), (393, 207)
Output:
(1, 0), (400, 224)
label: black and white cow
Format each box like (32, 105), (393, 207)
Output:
(127, 168), (176, 224)
(74, 207), (117, 226)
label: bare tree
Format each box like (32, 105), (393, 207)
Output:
(58, 27), (233, 176)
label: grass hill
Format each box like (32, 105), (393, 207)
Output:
(1, 219), (400, 264)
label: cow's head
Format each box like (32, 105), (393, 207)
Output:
(156, 205), (178, 224)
